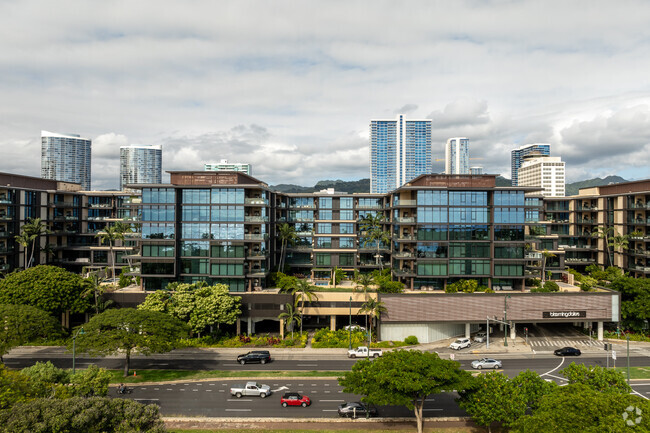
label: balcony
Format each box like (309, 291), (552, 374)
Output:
(247, 251), (268, 259)
(247, 268), (268, 277)
(394, 251), (415, 259)
(394, 199), (416, 207)
(122, 197), (142, 205)
(578, 219), (596, 224)
(288, 217), (314, 223)
(245, 198), (268, 206)
(276, 202), (287, 208)
(393, 268), (416, 276)
(395, 217), (416, 223)
(0, 247), (14, 254)
(396, 235), (416, 241)
(245, 216), (268, 223)
(0, 214), (13, 221)
(53, 215), (78, 221)
(244, 233), (269, 241)
(50, 201), (77, 208)
(564, 257), (596, 263)
(87, 216), (110, 221)
(291, 204), (315, 209)
(356, 203), (383, 209)
(89, 203), (113, 208)
(289, 244), (313, 251)
(0, 198), (11, 204)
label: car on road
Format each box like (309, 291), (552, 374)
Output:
(280, 392), (311, 407)
(471, 358), (502, 369)
(237, 350), (272, 365)
(449, 338), (471, 350)
(344, 325), (366, 332)
(230, 381), (272, 398)
(473, 332), (487, 343)
(347, 346), (382, 358)
(554, 346), (581, 356)
(337, 401), (378, 418)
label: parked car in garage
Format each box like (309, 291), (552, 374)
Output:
(554, 346), (581, 356)
(471, 358), (502, 369)
(280, 392), (311, 407)
(473, 332), (487, 343)
(337, 401), (378, 418)
(237, 350), (272, 365)
(449, 338), (471, 350)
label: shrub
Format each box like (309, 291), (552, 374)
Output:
(311, 328), (367, 348)
(118, 269), (134, 288)
(404, 335), (419, 345)
(378, 280), (405, 293)
(543, 281), (560, 292)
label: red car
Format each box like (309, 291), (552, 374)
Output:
(281, 392), (311, 407)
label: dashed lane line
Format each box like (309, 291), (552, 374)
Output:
(225, 409), (251, 412)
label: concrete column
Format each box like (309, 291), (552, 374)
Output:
(583, 321), (589, 330)
(510, 323), (516, 341)
(280, 318), (285, 339)
(465, 323), (471, 338)
(251, 319), (255, 335)
(247, 317), (252, 336)
(236, 319), (241, 335)
(597, 321), (604, 341)
(330, 315), (336, 331)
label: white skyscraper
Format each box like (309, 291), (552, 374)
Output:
(445, 137), (470, 174)
(120, 145), (162, 191)
(205, 160), (252, 175)
(518, 155), (565, 197)
(369, 115), (432, 193)
(41, 131), (92, 190)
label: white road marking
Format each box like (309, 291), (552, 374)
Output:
(225, 409), (251, 412)
(324, 383), (330, 386)
(324, 391), (330, 393)
(227, 399), (253, 402)
(192, 389), (199, 391)
(179, 389), (185, 391)
(322, 409), (338, 412)
(154, 388), (159, 390)
(298, 364), (317, 367)
(206, 389), (212, 392)
(541, 357), (565, 379)
(156, 363), (169, 366)
(423, 409), (443, 411)
(320, 399), (344, 402)
(218, 390), (225, 393)
(166, 388), (172, 391)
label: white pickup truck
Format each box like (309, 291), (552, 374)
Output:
(229, 381), (272, 398)
(347, 346), (382, 358)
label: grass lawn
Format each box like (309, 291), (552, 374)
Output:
(614, 366), (650, 380)
(169, 430), (476, 433)
(108, 369), (343, 383)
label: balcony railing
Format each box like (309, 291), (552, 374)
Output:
(245, 198), (268, 205)
(394, 200), (416, 206)
(244, 233), (269, 240)
(0, 215), (13, 221)
(289, 245), (313, 250)
(50, 201), (76, 207)
(356, 203), (383, 209)
(393, 268), (416, 276)
(564, 258), (596, 263)
(394, 252), (414, 259)
(244, 216), (268, 223)
(0, 199), (11, 204)
(53, 215), (78, 221)
(395, 217), (416, 223)
(288, 218), (314, 223)
(89, 203), (113, 208)
(396, 235), (416, 241)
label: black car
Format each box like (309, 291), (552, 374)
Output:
(337, 402), (378, 418)
(237, 351), (272, 365)
(554, 346), (581, 356)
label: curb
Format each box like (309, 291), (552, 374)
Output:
(162, 416), (472, 423)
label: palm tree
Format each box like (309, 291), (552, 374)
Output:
(23, 218), (50, 268)
(540, 249), (556, 282)
(331, 267), (345, 287)
(112, 221), (134, 269)
(15, 231), (34, 269)
(289, 279), (318, 336)
(83, 273), (113, 315)
(278, 302), (301, 339)
(596, 226), (615, 268)
(358, 297), (387, 342)
(95, 224), (123, 281)
(355, 273), (375, 329)
(359, 214), (391, 269)
(277, 223), (298, 272)
(596, 226), (641, 268)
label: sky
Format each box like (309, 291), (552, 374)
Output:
(1, 0), (650, 190)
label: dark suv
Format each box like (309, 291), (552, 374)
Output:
(237, 351), (272, 365)
(337, 402), (378, 418)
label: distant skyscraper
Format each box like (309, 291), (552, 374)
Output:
(369, 114), (432, 193)
(470, 166), (484, 175)
(518, 154), (565, 197)
(120, 145), (162, 191)
(205, 159), (252, 175)
(41, 131), (92, 190)
(511, 143), (551, 186)
(445, 138), (470, 174)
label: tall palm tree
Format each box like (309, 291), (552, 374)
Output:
(23, 218), (50, 268)
(95, 224), (120, 281)
(596, 226), (641, 269)
(289, 279), (318, 336)
(540, 249), (556, 282)
(358, 297), (387, 342)
(355, 273), (374, 329)
(278, 302), (301, 339)
(277, 223), (298, 272)
(359, 214), (391, 269)
(596, 226), (615, 268)
(15, 232), (35, 269)
(112, 221), (134, 269)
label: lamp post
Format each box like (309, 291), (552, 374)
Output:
(504, 295), (511, 347)
(348, 296), (352, 350)
(72, 327), (85, 374)
(627, 332), (631, 385)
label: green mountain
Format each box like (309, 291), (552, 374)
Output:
(271, 179), (371, 193)
(565, 176), (628, 196)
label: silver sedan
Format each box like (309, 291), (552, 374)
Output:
(471, 358), (502, 370)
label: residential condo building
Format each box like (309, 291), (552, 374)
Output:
(205, 160), (252, 175)
(41, 131), (92, 190)
(369, 115), (432, 193)
(510, 143), (551, 186)
(445, 137), (470, 175)
(519, 155), (565, 197)
(120, 145), (163, 192)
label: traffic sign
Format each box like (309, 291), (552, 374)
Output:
(612, 351), (617, 360)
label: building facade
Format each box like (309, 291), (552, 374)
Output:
(120, 145), (163, 192)
(41, 131), (92, 190)
(369, 115), (432, 194)
(205, 160), (252, 175)
(445, 137), (470, 175)
(510, 143), (551, 186)
(518, 155), (565, 197)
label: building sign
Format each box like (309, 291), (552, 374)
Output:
(543, 311), (586, 319)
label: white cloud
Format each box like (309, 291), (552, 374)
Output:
(0, 0), (649, 189)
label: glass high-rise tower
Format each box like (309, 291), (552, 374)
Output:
(445, 137), (470, 175)
(370, 115), (432, 193)
(41, 131), (92, 190)
(120, 145), (162, 191)
(511, 143), (551, 186)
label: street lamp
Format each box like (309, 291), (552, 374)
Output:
(72, 327), (85, 374)
(504, 295), (511, 347)
(348, 296), (352, 350)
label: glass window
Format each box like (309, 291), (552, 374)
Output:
(449, 259), (490, 275)
(416, 243), (447, 258)
(210, 188), (245, 204)
(143, 188), (175, 204)
(339, 223), (354, 234)
(494, 208), (525, 224)
(210, 263), (244, 276)
(210, 223), (244, 239)
(290, 197), (314, 208)
(449, 225), (489, 241)
(449, 208), (488, 223)
(142, 262), (174, 274)
(494, 246), (524, 259)
(142, 223), (175, 239)
(316, 237), (332, 248)
(494, 225), (524, 241)
(417, 207), (447, 223)
(417, 225), (447, 241)
(494, 191), (525, 206)
(494, 264), (524, 276)
(181, 223), (212, 239)
(339, 237), (355, 249)
(339, 210), (354, 220)
(319, 210), (333, 220)
(142, 244), (175, 257)
(181, 206), (211, 222)
(182, 189), (210, 204)
(340, 197), (353, 209)
(142, 205), (175, 222)
(181, 259), (209, 274)
(339, 253), (354, 266)
(181, 241), (210, 257)
(319, 197), (332, 208)
(417, 190), (448, 205)
(449, 191), (487, 206)
(315, 253), (331, 266)
(449, 243), (490, 258)
(211, 243), (245, 258)
(210, 205), (245, 222)
(318, 223), (332, 234)
(417, 262), (448, 276)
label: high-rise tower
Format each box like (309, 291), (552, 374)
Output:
(511, 143), (551, 186)
(120, 145), (162, 191)
(369, 114), (431, 193)
(41, 131), (92, 190)
(445, 137), (470, 175)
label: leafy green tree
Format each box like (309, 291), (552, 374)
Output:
(71, 308), (189, 377)
(278, 302), (301, 339)
(0, 304), (62, 361)
(0, 266), (90, 320)
(458, 371), (527, 433)
(354, 272), (374, 294)
(83, 273), (114, 315)
(510, 369), (557, 411)
(357, 297), (387, 341)
(561, 362), (631, 393)
(277, 222), (298, 272)
(19, 362), (111, 398)
(138, 282), (241, 337)
(511, 383), (650, 433)
(339, 350), (471, 433)
(359, 213), (390, 269)
(609, 276), (650, 331)
(68, 365), (112, 397)
(596, 226), (641, 268)
(0, 365), (41, 410)
(0, 397), (166, 433)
